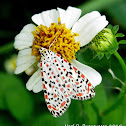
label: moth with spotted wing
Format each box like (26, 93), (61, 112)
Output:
(39, 47), (95, 117)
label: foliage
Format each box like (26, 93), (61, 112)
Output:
(0, 0), (126, 126)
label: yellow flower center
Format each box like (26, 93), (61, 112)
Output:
(31, 17), (80, 63)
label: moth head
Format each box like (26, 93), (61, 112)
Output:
(39, 47), (48, 54)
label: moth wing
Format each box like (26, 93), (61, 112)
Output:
(40, 57), (71, 117)
(51, 52), (95, 100)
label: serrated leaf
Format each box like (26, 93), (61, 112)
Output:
(105, 52), (111, 59)
(107, 24), (113, 30)
(97, 52), (104, 60)
(115, 33), (125, 37)
(112, 25), (119, 35)
(119, 40), (126, 44)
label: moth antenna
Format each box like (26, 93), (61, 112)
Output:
(49, 37), (57, 51)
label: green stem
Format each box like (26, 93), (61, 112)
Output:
(114, 51), (126, 82)
(102, 51), (126, 116)
(114, 51), (126, 99)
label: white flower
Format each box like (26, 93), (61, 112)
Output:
(14, 6), (108, 93)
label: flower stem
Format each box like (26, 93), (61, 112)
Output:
(114, 51), (126, 82)
(102, 51), (126, 116)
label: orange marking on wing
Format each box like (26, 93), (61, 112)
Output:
(70, 91), (73, 94)
(81, 74), (85, 78)
(60, 88), (64, 91)
(61, 101), (66, 107)
(48, 105), (51, 109)
(48, 105), (58, 111)
(75, 82), (79, 85)
(73, 66), (77, 72)
(77, 93), (83, 96)
(63, 69), (66, 71)
(64, 59), (67, 63)
(67, 84), (70, 88)
(40, 62), (42, 67)
(41, 72), (43, 76)
(45, 95), (48, 99)
(52, 107), (57, 110)
(57, 54), (60, 57)
(65, 95), (68, 97)
(58, 68), (61, 70)
(87, 83), (91, 94)
(43, 84), (46, 89)
(52, 86), (54, 88)
(54, 94), (57, 98)
(62, 76), (65, 79)
(69, 75), (73, 78)
(56, 79), (59, 82)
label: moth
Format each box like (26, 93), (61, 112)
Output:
(39, 47), (95, 117)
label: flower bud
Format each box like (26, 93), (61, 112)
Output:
(91, 28), (118, 59)
(4, 55), (17, 74)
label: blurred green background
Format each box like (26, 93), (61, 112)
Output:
(0, 0), (126, 125)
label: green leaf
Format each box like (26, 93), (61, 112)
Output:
(32, 114), (57, 126)
(112, 25), (119, 35)
(115, 33), (125, 37)
(97, 52), (104, 60)
(119, 40), (126, 44)
(68, 100), (85, 124)
(32, 113), (70, 126)
(105, 52), (111, 59)
(83, 101), (97, 124)
(107, 24), (113, 30)
(102, 97), (123, 125)
(0, 72), (34, 122)
(122, 96), (126, 125)
(93, 84), (108, 111)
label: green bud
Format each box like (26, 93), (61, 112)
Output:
(91, 28), (118, 59)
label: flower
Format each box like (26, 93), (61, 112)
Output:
(4, 54), (17, 74)
(91, 28), (118, 59)
(14, 6), (108, 93)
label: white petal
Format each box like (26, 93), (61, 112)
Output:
(57, 7), (65, 22)
(72, 12), (108, 47)
(59, 6), (81, 29)
(14, 24), (35, 50)
(72, 11), (101, 33)
(33, 80), (43, 93)
(32, 9), (59, 27)
(71, 59), (102, 87)
(31, 13), (44, 26)
(26, 68), (43, 93)
(20, 24), (36, 33)
(15, 48), (36, 74)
